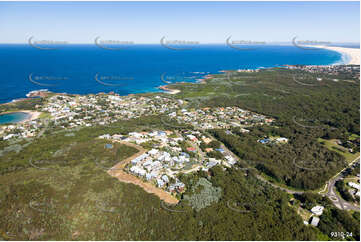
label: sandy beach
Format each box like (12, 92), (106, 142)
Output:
(22, 110), (42, 122)
(309, 45), (360, 65)
(158, 85), (181, 94)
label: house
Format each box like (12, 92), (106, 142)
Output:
(148, 149), (159, 155)
(310, 216), (320, 227)
(202, 137), (212, 144)
(129, 132), (143, 138)
(276, 137), (288, 143)
(158, 131), (167, 136)
(180, 152), (190, 157)
(187, 134), (198, 142)
(240, 128), (250, 133)
(215, 148), (225, 153)
(162, 174), (169, 183)
(150, 170), (159, 178)
(112, 134), (124, 140)
(145, 173), (153, 180)
(205, 148), (213, 153)
(225, 155), (236, 165)
(174, 181), (185, 192)
(311, 205), (324, 216)
(187, 147), (196, 152)
(131, 154), (149, 164)
(207, 160), (219, 168)
(130, 166), (146, 176)
(99, 134), (111, 139)
(157, 178), (165, 187)
(259, 139), (270, 144)
(348, 182), (360, 190)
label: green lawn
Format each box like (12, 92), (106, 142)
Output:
(318, 138), (360, 163)
(349, 134), (360, 141)
(39, 112), (51, 119)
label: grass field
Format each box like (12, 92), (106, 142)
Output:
(318, 138), (360, 163)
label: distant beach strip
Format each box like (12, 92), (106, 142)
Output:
(308, 45), (360, 65)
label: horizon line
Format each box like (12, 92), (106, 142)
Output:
(0, 41), (360, 45)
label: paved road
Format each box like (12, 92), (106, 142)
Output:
(325, 157), (360, 211)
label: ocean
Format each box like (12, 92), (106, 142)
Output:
(0, 44), (343, 104)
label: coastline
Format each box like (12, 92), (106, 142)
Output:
(158, 85), (181, 95)
(0, 48), (356, 106)
(22, 110), (42, 122)
(0, 110), (42, 123)
(308, 45), (360, 65)
(158, 76), (209, 95)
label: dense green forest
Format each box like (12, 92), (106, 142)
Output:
(210, 127), (346, 190)
(172, 68), (360, 134)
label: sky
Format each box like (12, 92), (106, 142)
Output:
(0, 1), (359, 44)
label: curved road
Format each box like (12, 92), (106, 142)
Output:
(325, 157), (360, 211)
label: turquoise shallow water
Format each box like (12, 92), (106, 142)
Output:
(0, 44), (343, 104)
(0, 112), (30, 124)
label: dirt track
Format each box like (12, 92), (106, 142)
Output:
(107, 141), (179, 204)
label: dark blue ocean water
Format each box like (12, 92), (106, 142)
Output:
(0, 44), (343, 103)
(0, 112), (30, 124)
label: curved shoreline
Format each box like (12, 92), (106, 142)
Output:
(0, 110), (42, 123)
(0, 48), (356, 105)
(158, 85), (181, 94)
(307, 45), (360, 65)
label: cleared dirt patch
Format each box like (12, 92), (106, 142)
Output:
(107, 141), (179, 204)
